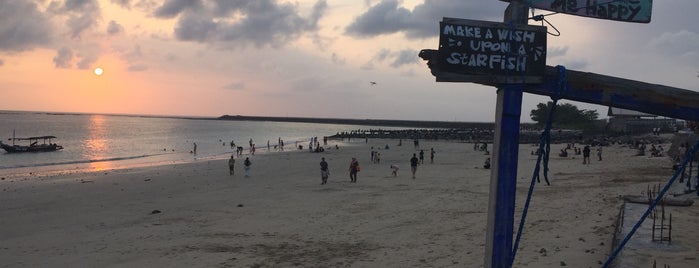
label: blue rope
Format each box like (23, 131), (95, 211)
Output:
(509, 65), (566, 267)
(602, 138), (699, 267)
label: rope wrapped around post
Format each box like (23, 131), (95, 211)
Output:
(509, 65), (566, 266)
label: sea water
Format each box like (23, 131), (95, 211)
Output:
(0, 111), (399, 177)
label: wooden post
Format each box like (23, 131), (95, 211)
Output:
(484, 1), (528, 267)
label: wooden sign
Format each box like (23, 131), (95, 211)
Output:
(436, 18), (547, 84)
(501, 0), (652, 23)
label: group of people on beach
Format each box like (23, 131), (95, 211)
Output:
(555, 143), (604, 164)
(318, 146), (437, 184)
(228, 155), (251, 177)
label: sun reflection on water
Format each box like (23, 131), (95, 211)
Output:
(84, 115), (112, 171)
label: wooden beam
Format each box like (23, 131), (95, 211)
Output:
(419, 50), (699, 121)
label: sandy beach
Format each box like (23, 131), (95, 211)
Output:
(1, 138), (698, 267)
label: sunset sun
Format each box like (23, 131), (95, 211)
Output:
(94, 67), (103, 76)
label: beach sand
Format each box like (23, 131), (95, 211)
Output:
(1, 139), (698, 267)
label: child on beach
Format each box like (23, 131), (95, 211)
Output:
(390, 164), (399, 177)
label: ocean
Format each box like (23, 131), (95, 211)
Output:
(0, 111), (405, 178)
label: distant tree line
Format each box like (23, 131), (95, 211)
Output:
(530, 102), (599, 129)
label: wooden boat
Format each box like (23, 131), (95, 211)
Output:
(0, 135), (64, 153)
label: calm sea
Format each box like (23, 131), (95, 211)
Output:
(0, 111), (404, 177)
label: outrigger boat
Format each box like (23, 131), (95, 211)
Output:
(0, 135), (64, 153)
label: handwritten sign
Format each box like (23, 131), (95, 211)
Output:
(437, 18), (546, 83)
(501, 0), (652, 23)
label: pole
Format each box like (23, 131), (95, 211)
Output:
(484, 1), (528, 267)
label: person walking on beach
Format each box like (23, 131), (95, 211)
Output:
(430, 148), (435, 164)
(228, 155), (235, 175)
(244, 157), (252, 177)
(320, 157), (329, 185)
(596, 146), (603, 161)
(419, 150), (425, 164)
(349, 157), (359, 183)
(192, 142), (197, 155)
(410, 153), (419, 179)
(582, 145), (591, 165)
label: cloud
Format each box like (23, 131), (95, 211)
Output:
(64, 0), (96, 11)
(111, 0), (131, 9)
(53, 47), (74, 68)
(331, 52), (345, 65)
(648, 30), (699, 57)
(167, 0), (327, 48)
(154, 0), (203, 18)
(366, 48), (417, 68)
(128, 64), (148, 72)
(0, 0), (52, 52)
(345, 0), (410, 38)
(0, 59), (4, 66)
(346, 0), (504, 39)
(223, 81), (245, 90)
(51, 0), (102, 39)
(77, 53), (97, 69)
(107, 20), (124, 35)
(547, 46), (569, 58)
(390, 49), (419, 67)
(562, 59), (588, 70)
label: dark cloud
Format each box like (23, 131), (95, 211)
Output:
(64, 0), (94, 11)
(51, 0), (102, 39)
(154, 0), (203, 18)
(173, 13), (216, 41)
(209, 0), (246, 17)
(107, 20), (124, 35)
(53, 47), (74, 68)
(169, 0), (327, 48)
(345, 0), (410, 38)
(0, 0), (52, 52)
(346, 0), (504, 39)
(67, 13), (97, 38)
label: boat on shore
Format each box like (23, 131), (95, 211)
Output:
(0, 135), (64, 153)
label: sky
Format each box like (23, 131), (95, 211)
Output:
(0, 0), (697, 122)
